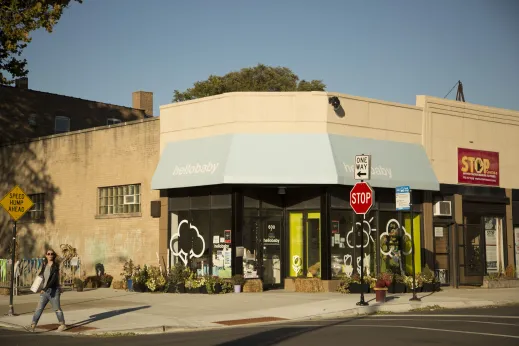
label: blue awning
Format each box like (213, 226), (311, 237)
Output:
(151, 133), (439, 191)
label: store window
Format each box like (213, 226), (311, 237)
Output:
(330, 210), (354, 279)
(330, 209), (377, 279)
(168, 189), (231, 277)
(211, 209), (232, 278)
(483, 217), (505, 274)
(379, 211), (403, 274)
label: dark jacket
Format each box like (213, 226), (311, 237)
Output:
(38, 262), (60, 290)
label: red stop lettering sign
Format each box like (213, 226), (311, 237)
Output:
(350, 182), (374, 215)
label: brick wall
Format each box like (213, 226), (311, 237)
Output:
(0, 118), (161, 279)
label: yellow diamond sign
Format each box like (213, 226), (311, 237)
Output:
(0, 185), (34, 222)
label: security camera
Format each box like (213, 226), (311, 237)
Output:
(328, 96), (341, 111)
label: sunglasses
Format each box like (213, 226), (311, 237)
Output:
(46, 252), (55, 256)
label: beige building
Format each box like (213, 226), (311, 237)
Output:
(0, 118), (160, 278)
(2, 90), (517, 289)
(154, 91), (519, 288)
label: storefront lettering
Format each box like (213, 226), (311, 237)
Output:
(460, 156), (496, 175)
(342, 163), (392, 179)
(458, 148), (499, 186)
(172, 162), (219, 176)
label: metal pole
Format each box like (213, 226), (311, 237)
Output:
(356, 181), (368, 306)
(409, 189), (421, 302)
(7, 221), (17, 316)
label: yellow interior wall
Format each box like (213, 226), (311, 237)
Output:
(404, 214), (422, 275)
(289, 212), (303, 277)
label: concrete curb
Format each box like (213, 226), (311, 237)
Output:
(0, 299), (514, 336)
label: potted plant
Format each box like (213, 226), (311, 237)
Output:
(185, 272), (205, 293)
(145, 266), (166, 292)
(420, 264), (437, 292)
(336, 274), (352, 294)
(120, 259), (134, 291)
(204, 275), (222, 294)
(232, 274), (245, 293)
(388, 273), (407, 293)
(132, 265), (149, 292)
(100, 274), (113, 288)
(165, 263), (190, 293)
(73, 278), (84, 292)
(404, 274), (423, 292)
(347, 273), (369, 294)
(373, 278), (389, 303)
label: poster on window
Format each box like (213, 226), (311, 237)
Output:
(484, 217), (498, 273)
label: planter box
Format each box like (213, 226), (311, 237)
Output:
(185, 287), (200, 294)
(167, 283), (185, 293)
(199, 286), (208, 294)
(422, 283), (440, 292)
(348, 283), (369, 294)
(132, 282), (147, 292)
(388, 283), (406, 294)
(482, 279), (519, 289)
(205, 283), (222, 294)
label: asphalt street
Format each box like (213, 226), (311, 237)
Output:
(1, 304), (519, 346)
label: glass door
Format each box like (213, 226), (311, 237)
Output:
(262, 211), (282, 285)
(288, 211), (321, 277)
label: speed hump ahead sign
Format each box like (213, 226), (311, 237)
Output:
(0, 185), (34, 222)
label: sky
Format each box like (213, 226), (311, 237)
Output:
(21, 0), (519, 116)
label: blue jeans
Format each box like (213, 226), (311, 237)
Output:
(32, 288), (65, 325)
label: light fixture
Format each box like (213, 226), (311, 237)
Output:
(277, 187), (286, 195)
(328, 96), (341, 111)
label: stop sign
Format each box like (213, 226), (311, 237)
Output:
(350, 182), (374, 215)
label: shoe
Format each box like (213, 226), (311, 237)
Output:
(57, 324), (67, 332)
(24, 324), (35, 332)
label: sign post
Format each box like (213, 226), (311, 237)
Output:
(407, 187), (421, 302)
(350, 157), (373, 307)
(0, 186), (34, 316)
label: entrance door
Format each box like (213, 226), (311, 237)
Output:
(261, 212), (282, 286)
(288, 211), (321, 277)
(242, 209), (282, 286)
(433, 224), (450, 285)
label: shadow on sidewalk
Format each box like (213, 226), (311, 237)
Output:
(215, 314), (371, 346)
(64, 305), (150, 331)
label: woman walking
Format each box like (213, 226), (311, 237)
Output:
(25, 248), (67, 332)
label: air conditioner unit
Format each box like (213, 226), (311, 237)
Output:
(433, 201), (452, 216)
(124, 195), (137, 205)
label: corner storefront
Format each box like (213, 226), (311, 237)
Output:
(152, 133), (440, 289)
(431, 148), (514, 286)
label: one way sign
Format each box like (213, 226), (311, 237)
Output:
(354, 154), (371, 181)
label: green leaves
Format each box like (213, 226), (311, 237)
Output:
(173, 63), (326, 102)
(0, 0), (82, 85)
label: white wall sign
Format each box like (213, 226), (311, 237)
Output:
(434, 227), (443, 238)
(354, 155), (371, 180)
(434, 227), (444, 238)
(395, 186), (411, 211)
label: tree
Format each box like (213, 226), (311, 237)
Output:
(173, 64), (326, 102)
(0, 0), (82, 85)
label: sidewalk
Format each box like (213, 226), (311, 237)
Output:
(1, 287), (518, 335)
